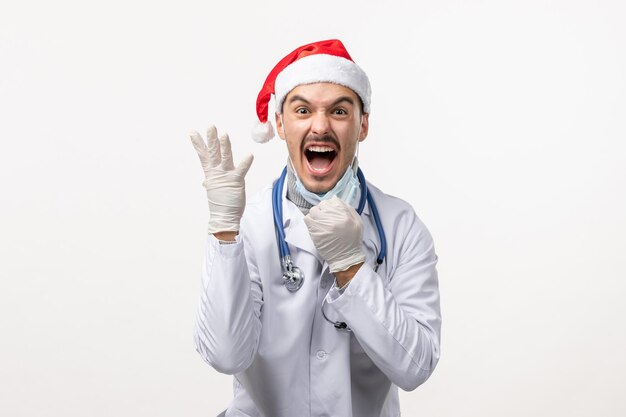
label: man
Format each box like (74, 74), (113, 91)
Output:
(190, 39), (441, 417)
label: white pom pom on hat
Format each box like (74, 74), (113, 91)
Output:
(251, 120), (275, 143)
(252, 39), (371, 143)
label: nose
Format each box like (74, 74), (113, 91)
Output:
(310, 111), (330, 136)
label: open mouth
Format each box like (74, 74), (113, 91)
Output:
(304, 145), (337, 175)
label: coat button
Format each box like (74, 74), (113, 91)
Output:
(315, 350), (327, 360)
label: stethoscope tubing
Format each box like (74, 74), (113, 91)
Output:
(272, 165), (388, 329)
(272, 166), (386, 270)
(356, 168), (386, 268)
(272, 167), (289, 260)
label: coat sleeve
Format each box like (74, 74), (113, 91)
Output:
(194, 234), (263, 375)
(325, 209), (441, 391)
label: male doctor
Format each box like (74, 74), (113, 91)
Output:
(190, 39), (441, 417)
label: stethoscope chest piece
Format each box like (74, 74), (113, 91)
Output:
(282, 255), (304, 292)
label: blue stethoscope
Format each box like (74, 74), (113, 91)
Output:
(272, 165), (387, 293)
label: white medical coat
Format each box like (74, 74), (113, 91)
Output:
(195, 180), (441, 417)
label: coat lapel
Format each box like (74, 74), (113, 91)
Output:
(282, 197), (321, 260)
(361, 209), (381, 267)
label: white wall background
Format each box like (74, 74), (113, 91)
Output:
(1, 1), (625, 416)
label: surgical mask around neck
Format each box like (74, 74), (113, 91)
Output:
(292, 158), (360, 207)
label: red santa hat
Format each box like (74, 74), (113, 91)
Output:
(252, 39), (371, 143)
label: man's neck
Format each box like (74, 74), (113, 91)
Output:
(286, 161), (314, 214)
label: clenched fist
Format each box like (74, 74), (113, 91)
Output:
(303, 196), (366, 274)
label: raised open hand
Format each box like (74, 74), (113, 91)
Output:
(190, 125), (253, 233)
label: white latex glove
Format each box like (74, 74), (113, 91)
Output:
(303, 196), (366, 273)
(190, 125), (253, 233)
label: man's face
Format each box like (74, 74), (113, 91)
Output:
(275, 82), (369, 194)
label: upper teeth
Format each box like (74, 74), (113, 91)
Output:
(307, 146), (334, 152)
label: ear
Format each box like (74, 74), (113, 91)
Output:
(358, 113), (369, 142)
(275, 112), (286, 140)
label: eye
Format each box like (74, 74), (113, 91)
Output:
(295, 107), (310, 114)
(333, 108), (348, 115)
